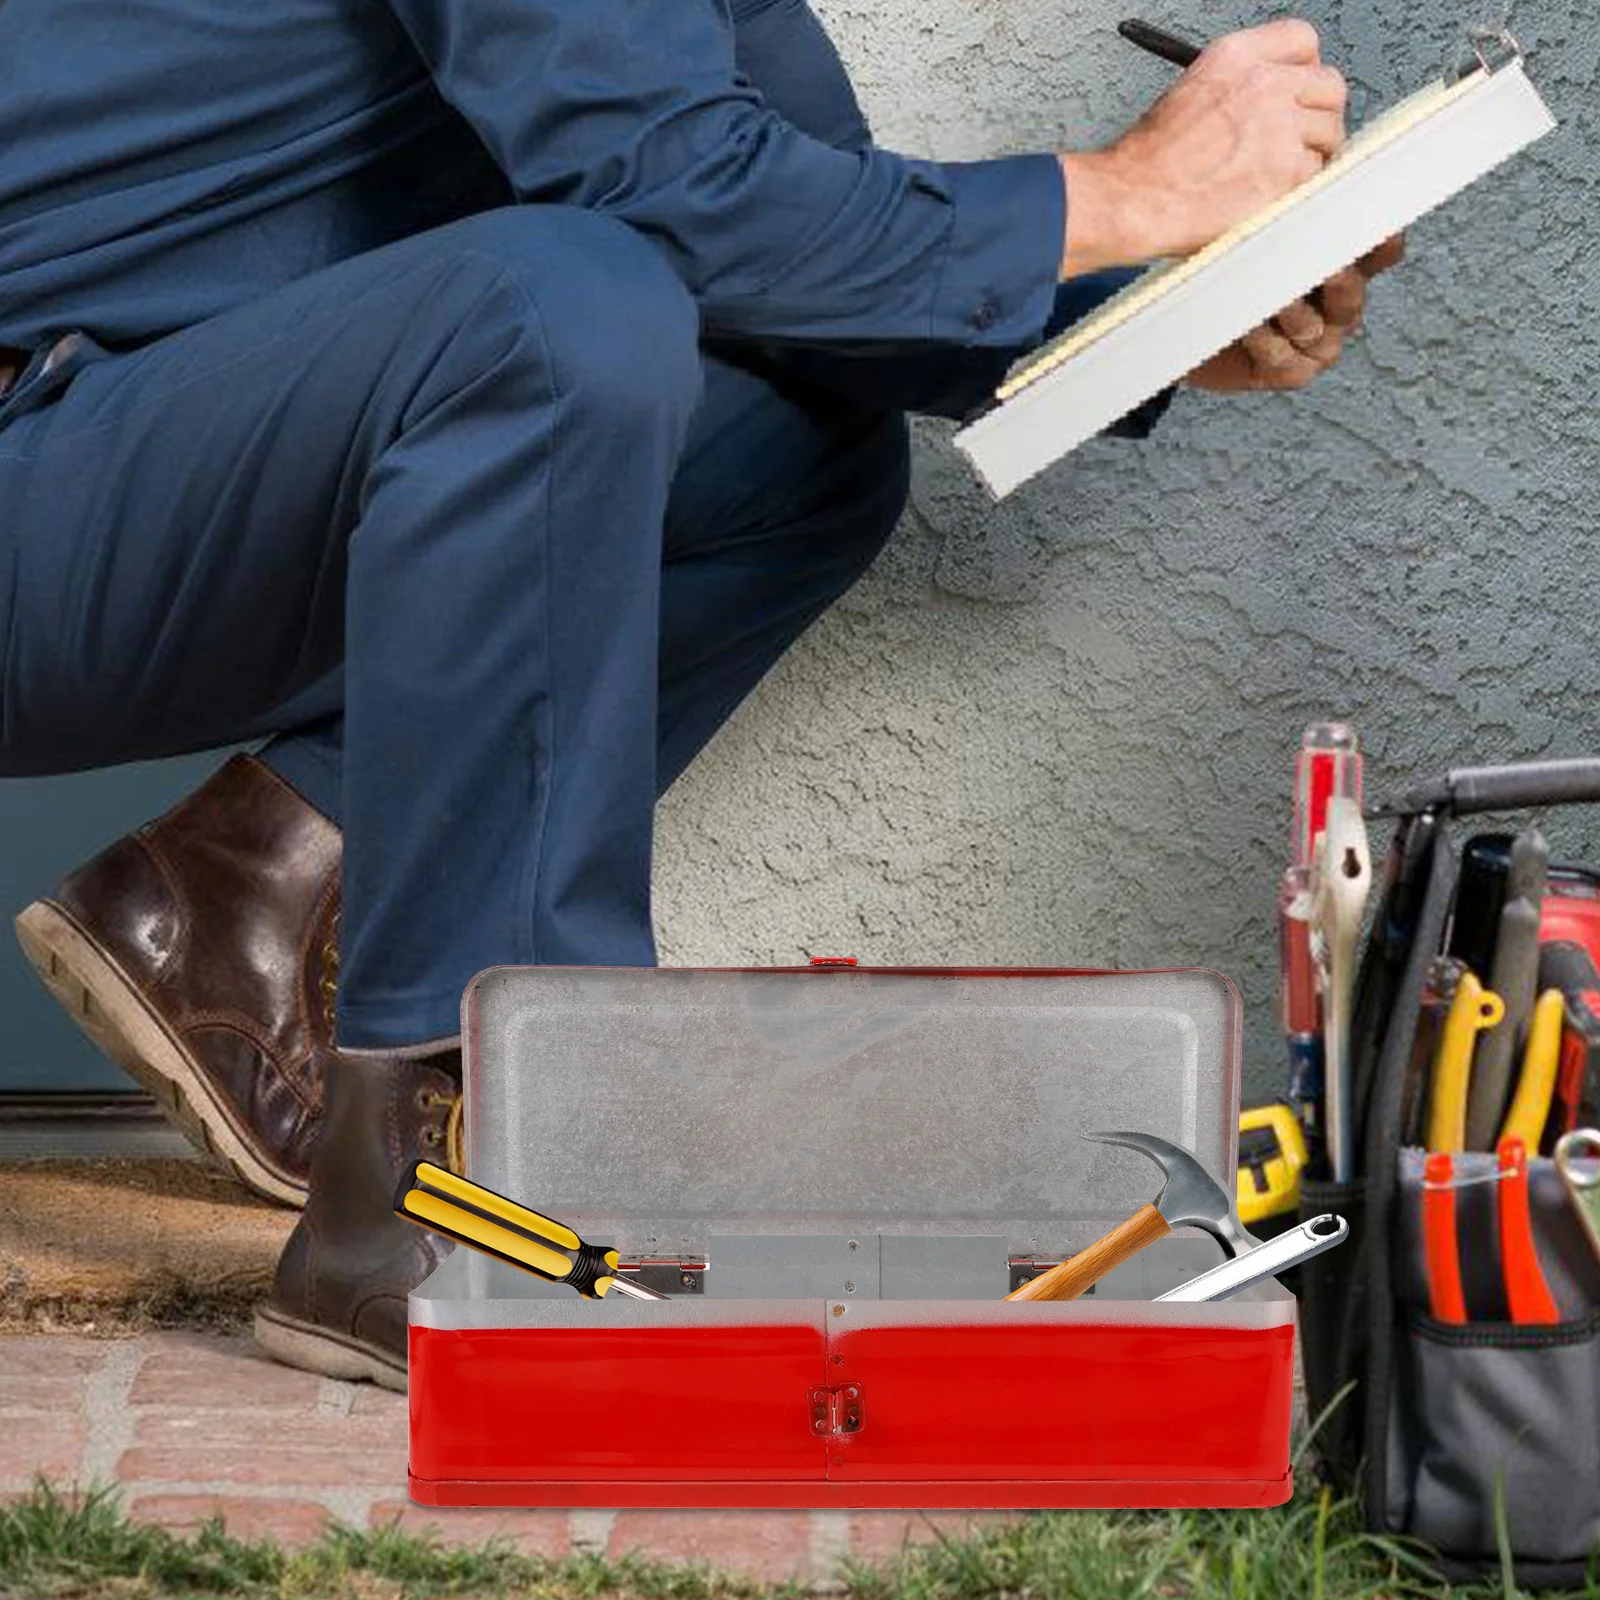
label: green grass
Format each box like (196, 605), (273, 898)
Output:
(0, 1479), (782, 1600)
(1, 1474), (1596, 1600)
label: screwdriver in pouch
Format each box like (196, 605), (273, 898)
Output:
(394, 1160), (667, 1300)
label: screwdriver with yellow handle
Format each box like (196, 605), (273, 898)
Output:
(1499, 988), (1565, 1151)
(1425, 970), (1504, 1153)
(394, 1160), (667, 1300)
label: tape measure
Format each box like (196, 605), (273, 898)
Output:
(1237, 1102), (1309, 1223)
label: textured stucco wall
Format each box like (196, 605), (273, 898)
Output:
(654, 0), (1600, 1100)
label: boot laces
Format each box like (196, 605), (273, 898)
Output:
(319, 911), (341, 1037)
(322, 908), (463, 1175)
(416, 1086), (466, 1175)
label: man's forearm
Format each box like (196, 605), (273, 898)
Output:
(1057, 152), (1163, 277)
(388, 0), (1065, 351)
(387, 2), (1344, 360)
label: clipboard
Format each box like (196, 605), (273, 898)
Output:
(953, 32), (1556, 499)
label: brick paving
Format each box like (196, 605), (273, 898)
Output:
(0, 1330), (1017, 1586)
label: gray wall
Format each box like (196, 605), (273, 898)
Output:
(3, 1), (1595, 1100)
(652, 0), (1600, 1106)
(0, 759), (222, 1088)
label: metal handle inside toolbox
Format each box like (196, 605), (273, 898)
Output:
(1374, 758), (1600, 819)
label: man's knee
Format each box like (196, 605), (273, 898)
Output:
(422, 207), (703, 428)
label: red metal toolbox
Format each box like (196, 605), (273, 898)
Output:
(409, 965), (1296, 1508)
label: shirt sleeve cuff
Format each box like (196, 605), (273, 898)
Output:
(926, 152), (1065, 349)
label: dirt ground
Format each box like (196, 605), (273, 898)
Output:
(0, 1158), (294, 1332)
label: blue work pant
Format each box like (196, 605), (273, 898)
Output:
(0, 205), (927, 1047)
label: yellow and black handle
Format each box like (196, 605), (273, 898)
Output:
(394, 1160), (663, 1300)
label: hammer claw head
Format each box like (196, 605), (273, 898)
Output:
(1083, 1129), (1257, 1259)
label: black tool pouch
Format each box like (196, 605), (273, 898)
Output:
(1296, 1170), (1369, 1481)
(1384, 1150), (1600, 1581)
(1296, 762), (1600, 1589)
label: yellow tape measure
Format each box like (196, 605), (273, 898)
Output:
(1237, 1103), (1309, 1224)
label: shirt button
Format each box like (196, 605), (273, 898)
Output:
(972, 298), (998, 331)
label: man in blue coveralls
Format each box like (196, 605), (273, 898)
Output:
(2, 0), (1397, 1384)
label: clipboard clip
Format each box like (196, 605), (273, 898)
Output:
(1448, 26), (1522, 83)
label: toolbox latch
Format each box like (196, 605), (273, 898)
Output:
(808, 956), (859, 968)
(808, 1384), (866, 1436)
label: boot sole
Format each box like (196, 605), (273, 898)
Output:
(15, 899), (310, 1209)
(253, 1305), (408, 1392)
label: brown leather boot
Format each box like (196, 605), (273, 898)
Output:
(254, 1050), (460, 1389)
(14, 754), (341, 1206)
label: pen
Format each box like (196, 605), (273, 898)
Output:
(1117, 18), (1203, 69)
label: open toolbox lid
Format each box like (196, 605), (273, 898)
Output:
(451, 965), (1243, 1292)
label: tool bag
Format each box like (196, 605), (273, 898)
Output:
(1298, 759), (1600, 1588)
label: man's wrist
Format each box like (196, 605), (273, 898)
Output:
(1057, 150), (1164, 278)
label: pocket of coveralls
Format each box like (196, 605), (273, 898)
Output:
(1387, 1309), (1600, 1564)
(0, 332), (109, 429)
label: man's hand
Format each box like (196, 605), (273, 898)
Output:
(1058, 18), (1346, 277)
(1184, 234), (1406, 391)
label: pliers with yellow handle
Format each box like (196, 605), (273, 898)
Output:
(1425, 970), (1504, 1153)
(394, 1160), (666, 1300)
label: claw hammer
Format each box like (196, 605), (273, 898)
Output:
(1007, 1130), (1257, 1302)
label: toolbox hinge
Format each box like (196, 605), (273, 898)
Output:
(1009, 1257), (1097, 1296)
(808, 1384), (865, 1437)
(615, 1257), (706, 1295)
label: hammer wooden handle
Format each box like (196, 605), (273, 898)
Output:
(1007, 1204), (1171, 1302)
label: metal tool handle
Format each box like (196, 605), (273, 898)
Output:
(1374, 758), (1600, 820)
(1555, 1129), (1600, 1262)
(394, 1160), (664, 1300)
(1155, 1214), (1348, 1302)
(1006, 1203), (1170, 1302)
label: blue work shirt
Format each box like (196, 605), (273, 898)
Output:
(0, 0), (1066, 359)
